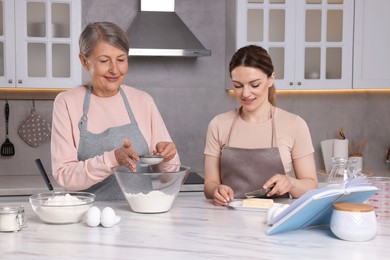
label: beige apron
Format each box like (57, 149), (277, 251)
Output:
(221, 107), (288, 198)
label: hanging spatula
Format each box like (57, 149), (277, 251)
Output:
(1, 101), (15, 156)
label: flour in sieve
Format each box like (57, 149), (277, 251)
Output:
(34, 193), (89, 223)
(125, 190), (175, 213)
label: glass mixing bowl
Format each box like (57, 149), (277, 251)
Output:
(115, 165), (190, 213)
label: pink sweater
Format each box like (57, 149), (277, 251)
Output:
(51, 85), (180, 190)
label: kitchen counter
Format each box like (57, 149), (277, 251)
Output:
(1, 192), (389, 259)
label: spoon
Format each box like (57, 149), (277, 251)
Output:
(35, 158), (54, 192)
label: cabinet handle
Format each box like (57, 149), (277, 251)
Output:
(8, 79), (13, 84)
(297, 82), (302, 86)
(18, 79), (23, 84)
(289, 82), (293, 86)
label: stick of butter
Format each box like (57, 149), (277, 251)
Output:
(242, 198), (274, 208)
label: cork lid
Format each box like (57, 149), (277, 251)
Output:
(333, 202), (374, 212)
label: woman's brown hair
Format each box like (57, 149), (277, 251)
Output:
(229, 45), (276, 106)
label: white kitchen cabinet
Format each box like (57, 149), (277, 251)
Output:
(0, 0), (81, 89)
(353, 0), (390, 89)
(235, 0), (354, 90)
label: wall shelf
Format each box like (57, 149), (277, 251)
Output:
(0, 88), (66, 100)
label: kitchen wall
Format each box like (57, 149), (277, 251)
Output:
(0, 0), (389, 177)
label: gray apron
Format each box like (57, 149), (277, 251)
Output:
(78, 85), (149, 201)
(221, 106), (288, 198)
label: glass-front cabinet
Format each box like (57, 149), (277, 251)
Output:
(0, 0), (81, 88)
(235, 0), (354, 90)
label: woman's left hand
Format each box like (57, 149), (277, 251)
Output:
(154, 142), (177, 162)
(114, 138), (140, 172)
(263, 174), (295, 197)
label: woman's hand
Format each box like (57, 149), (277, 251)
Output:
(114, 139), (140, 172)
(154, 141), (177, 162)
(263, 173), (295, 197)
(212, 184), (234, 206)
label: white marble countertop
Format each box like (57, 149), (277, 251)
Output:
(1, 192), (390, 259)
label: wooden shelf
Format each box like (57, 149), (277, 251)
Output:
(0, 88), (66, 100)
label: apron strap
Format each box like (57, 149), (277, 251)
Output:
(118, 86), (140, 127)
(79, 85), (92, 132)
(225, 106), (277, 148)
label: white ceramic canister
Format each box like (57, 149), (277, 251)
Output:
(0, 205), (26, 232)
(330, 202), (377, 241)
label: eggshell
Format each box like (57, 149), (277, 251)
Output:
(86, 206), (101, 227)
(100, 207), (117, 228)
(267, 204), (282, 224)
(273, 206), (286, 219)
(267, 204), (290, 224)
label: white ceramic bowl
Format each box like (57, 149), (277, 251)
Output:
(330, 202), (377, 241)
(29, 192), (95, 224)
(115, 165), (190, 213)
(139, 154), (164, 165)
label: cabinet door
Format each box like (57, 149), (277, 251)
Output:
(236, 0), (295, 90)
(353, 0), (390, 89)
(0, 0), (16, 87)
(294, 0), (354, 90)
(14, 0), (81, 88)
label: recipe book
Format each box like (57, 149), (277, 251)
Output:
(266, 175), (378, 235)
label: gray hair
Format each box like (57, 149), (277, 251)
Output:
(79, 21), (129, 58)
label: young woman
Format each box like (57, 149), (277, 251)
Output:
(204, 45), (317, 206)
(51, 22), (180, 200)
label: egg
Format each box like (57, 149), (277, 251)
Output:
(86, 206), (101, 227)
(267, 204), (282, 224)
(273, 205), (287, 219)
(100, 207), (117, 228)
(267, 204), (290, 224)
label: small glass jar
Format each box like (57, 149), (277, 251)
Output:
(330, 202), (377, 241)
(0, 205), (27, 232)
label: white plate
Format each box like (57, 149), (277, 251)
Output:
(228, 200), (282, 212)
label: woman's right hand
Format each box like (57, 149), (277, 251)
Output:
(114, 139), (140, 172)
(212, 185), (234, 206)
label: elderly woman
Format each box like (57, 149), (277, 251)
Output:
(51, 22), (180, 200)
(204, 45), (317, 206)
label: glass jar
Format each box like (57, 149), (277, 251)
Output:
(0, 205), (27, 232)
(326, 157), (357, 187)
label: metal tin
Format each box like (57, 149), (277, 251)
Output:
(0, 205), (27, 232)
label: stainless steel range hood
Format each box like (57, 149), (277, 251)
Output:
(127, 0), (211, 57)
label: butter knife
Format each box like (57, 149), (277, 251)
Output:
(244, 187), (273, 198)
